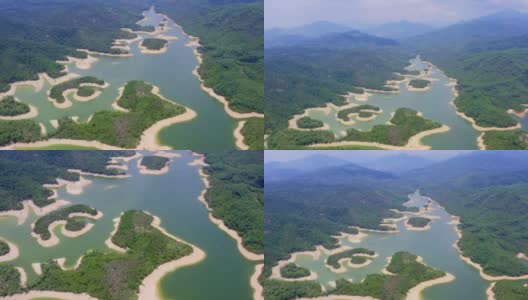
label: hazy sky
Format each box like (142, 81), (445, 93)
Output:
(265, 150), (470, 163)
(265, 0), (528, 29)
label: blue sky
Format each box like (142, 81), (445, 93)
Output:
(264, 150), (470, 163)
(265, 0), (528, 29)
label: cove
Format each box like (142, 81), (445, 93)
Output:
(0, 151), (256, 299)
(304, 57), (481, 150)
(275, 191), (490, 300)
(7, 8), (238, 150)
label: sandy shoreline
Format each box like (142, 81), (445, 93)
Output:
(137, 212), (206, 300)
(449, 100), (522, 132)
(0, 237), (19, 263)
(197, 163), (264, 261)
(0, 138), (126, 150)
(0, 199), (70, 225)
(105, 213), (127, 253)
(477, 133), (487, 150)
(486, 282), (496, 300)
(1, 291), (98, 300)
(251, 264), (264, 300)
(234, 120), (250, 150)
(406, 270), (455, 300)
(136, 85), (197, 150)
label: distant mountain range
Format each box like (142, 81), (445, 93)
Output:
(365, 21), (435, 40)
(265, 20), (434, 48)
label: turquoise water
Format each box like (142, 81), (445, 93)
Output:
(0, 151), (255, 299)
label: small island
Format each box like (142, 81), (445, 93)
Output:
(140, 156), (170, 170)
(333, 252), (453, 299)
(0, 96), (31, 117)
(337, 105), (381, 122)
(408, 79), (431, 91)
(280, 263), (311, 279)
(142, 38), (168, 50)
(140, 38), (168, 53)
(326, 248), (376, 270)
(406, 217), (432, 231)
(51, 80), (192, 148)
(338, 108), (445, 147)
(297, 116), (324, 129)
(32, 204), (100, 246)
(49, 76), (106, 104)
(76, 86), (96, 98)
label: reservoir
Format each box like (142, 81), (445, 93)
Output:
(280, 191), (489, 300)
(305, 57), (481, 150)
(8, 8), (238, 150)
(0, 151), (256, 299)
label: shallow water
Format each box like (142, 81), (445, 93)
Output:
(0, 151), (255, 299)
(10, 8), (237, 150)
(289, 191), (489, 300)
(307, 57), (480, 150)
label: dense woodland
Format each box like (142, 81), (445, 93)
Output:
(203, 151), (263, 254)
(280, 263), (310, 279)
(0, 0), (150, 92)
(493, 280), (528, 300)
(297, 117), (324, 129)
(265, 46), (410, 137)
(241, 117), (264, 150)
(28, 210), (193, 299)
(154, 0), (263, 114)
(140, 156), (169, 170)
(0, 151), (132, 211)
(0, 96), (30, 116)
(52, 81), (186, 148)
(0, 240), (9, 256)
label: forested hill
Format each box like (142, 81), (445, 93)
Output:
(265, 46), (411, 134)
(0, 151), (134, 211)
(0, 0), (264, 116)
(154, 0), (263, 114)
(404, 10), (528, 132)
(264, 159), (410, 276)
(400, 151), (528, 277)
(0, 0), (151, 92)
(203, 151), (264, 254)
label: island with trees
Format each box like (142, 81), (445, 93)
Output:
(297, 117), (325, 129)
(49, 77), (106, 105)
(407, 217), (432, 229)
(141, 38), (168, 50)
(408, 79), (431, 89)
(140, 156), (170, 171)
(51, 80), (191, 148)
(337, 105), (381, 122)
(326, 248), (376, 270)
(0, 97), (31, 117)
(32, 204), (100, 242)
(280, 263), (311, 279)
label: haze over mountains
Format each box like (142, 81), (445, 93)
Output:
(265, 9), (528, 49)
